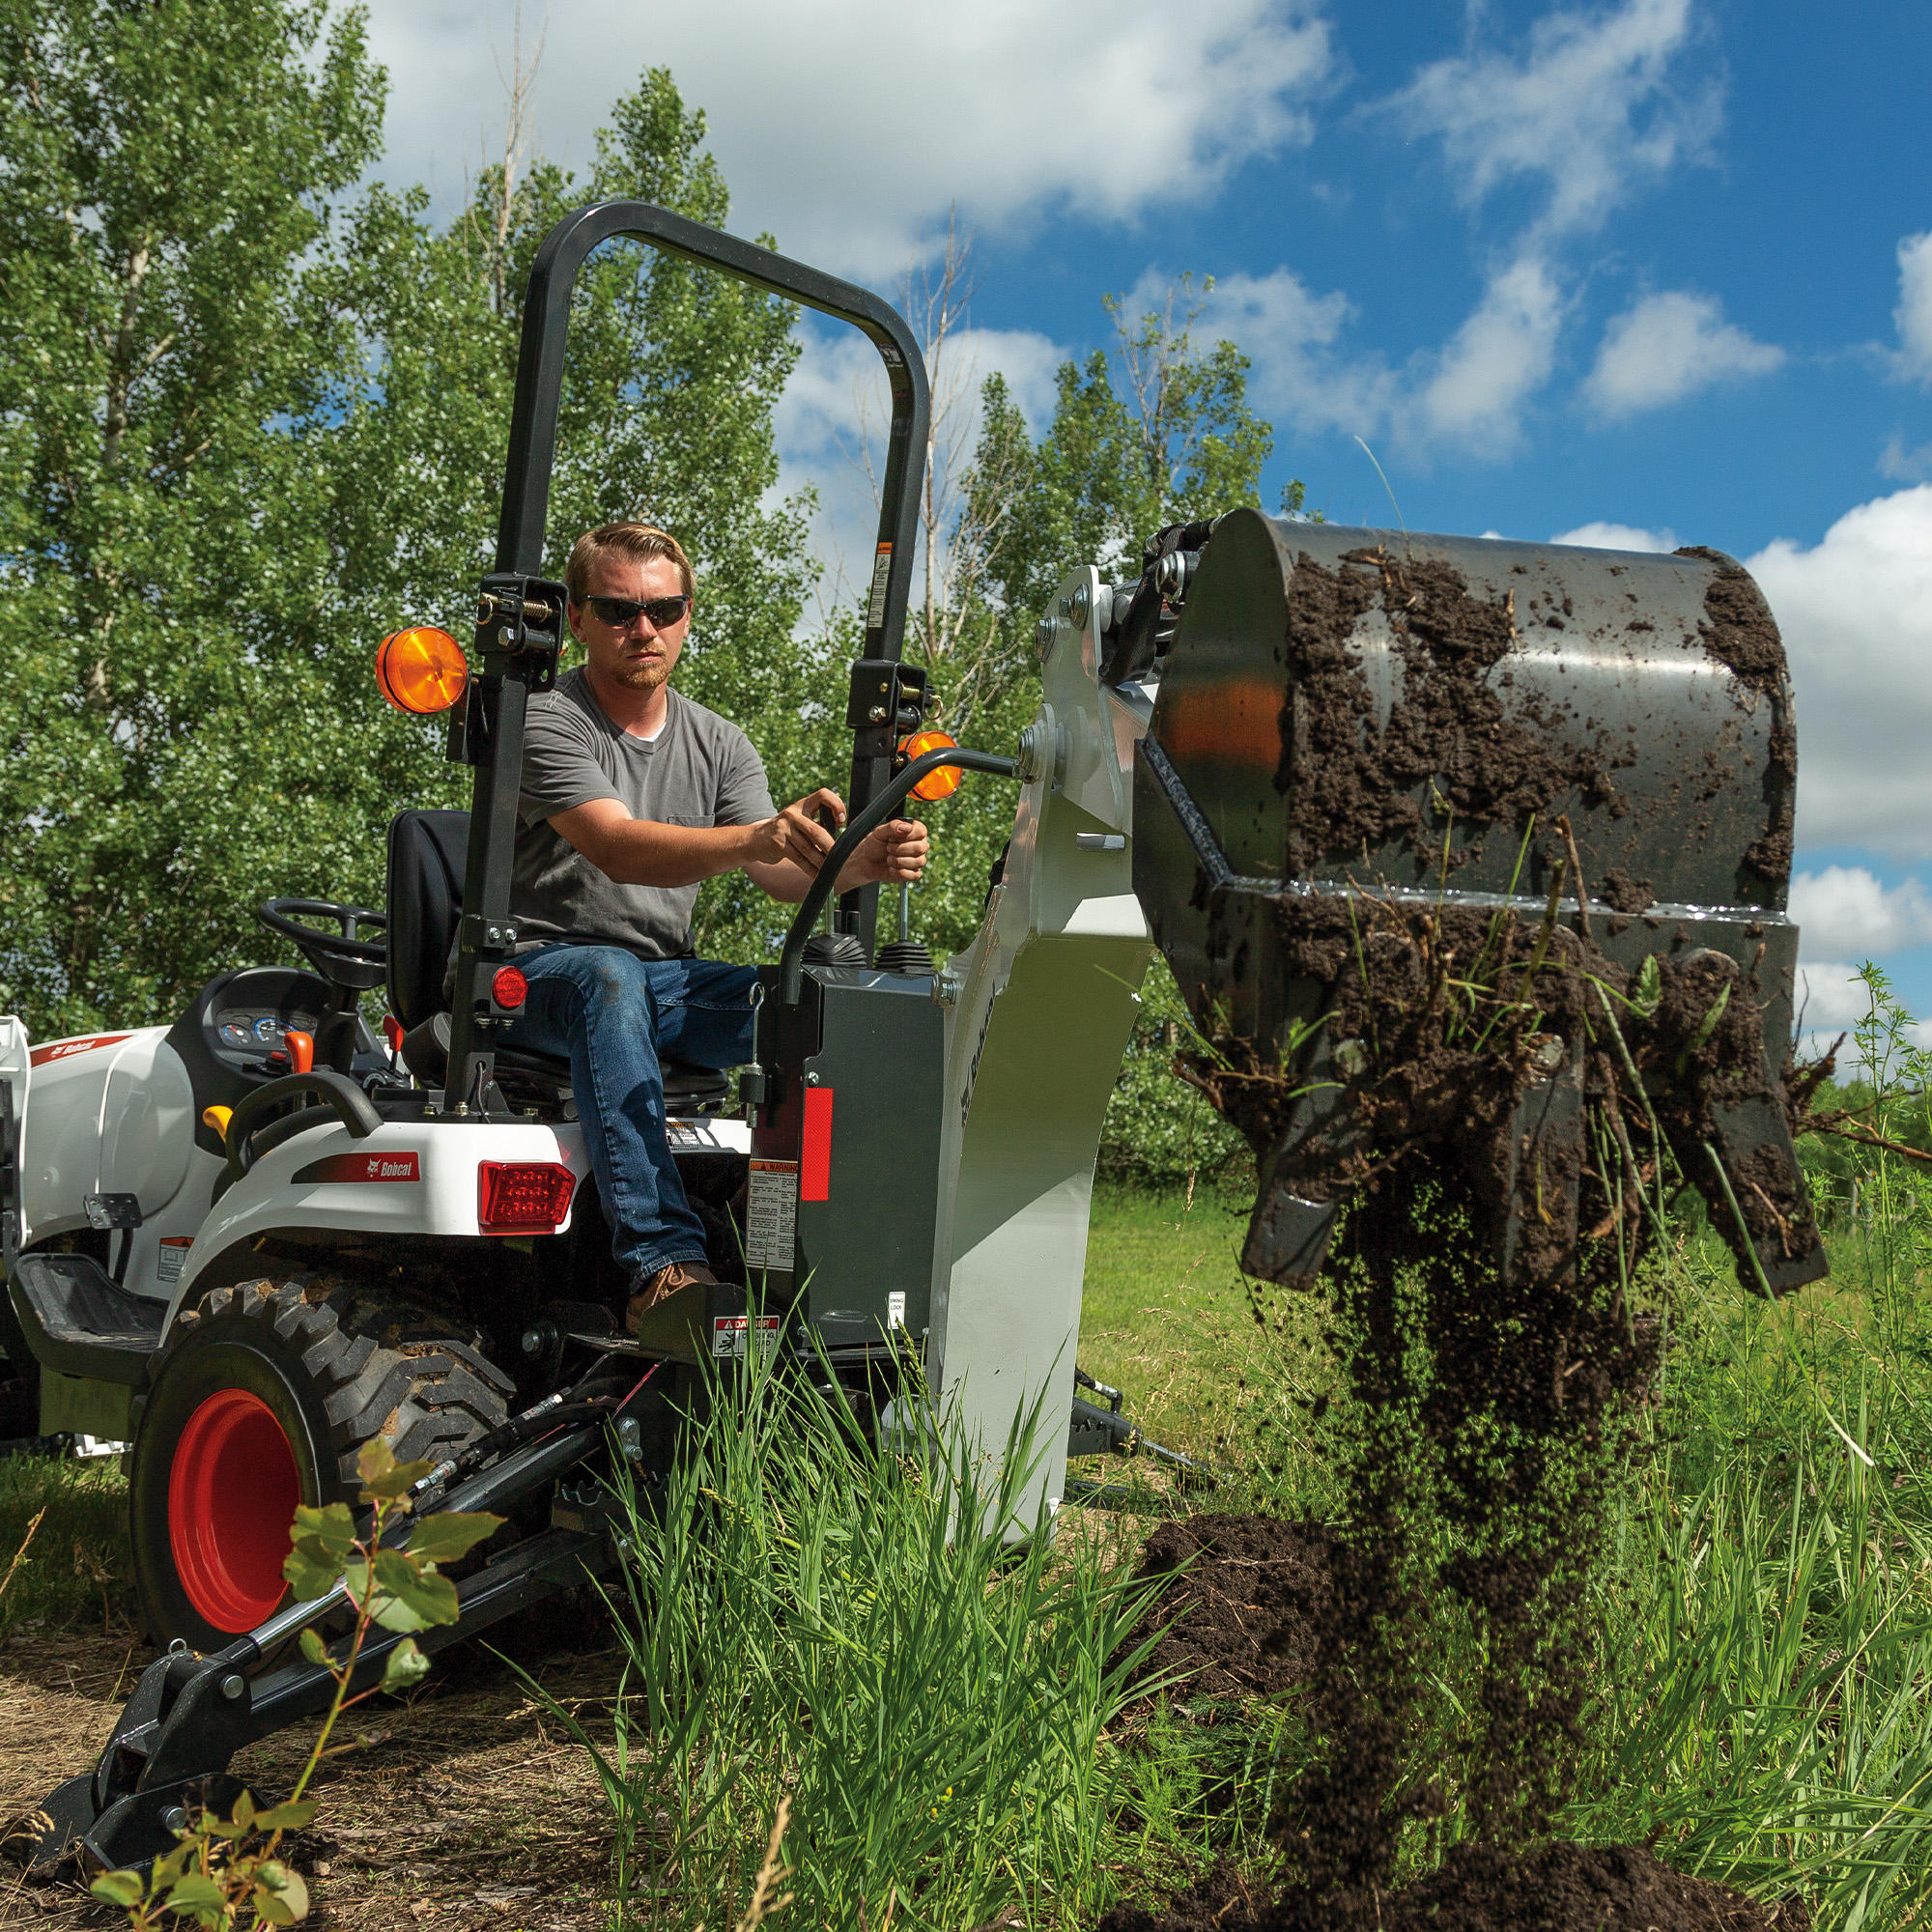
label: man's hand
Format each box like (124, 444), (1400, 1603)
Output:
(743, 787), (846, 876)
(840, 816), (929, 889)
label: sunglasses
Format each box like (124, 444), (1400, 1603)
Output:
(581, 592), (691, 629)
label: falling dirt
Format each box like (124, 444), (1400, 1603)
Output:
(1114, 1515), (1330, 1705)
(1099, 1840), (1809, 1932)
(1134, 543), (1831, 1931)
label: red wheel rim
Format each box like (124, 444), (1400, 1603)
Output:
(167, 1388), (301, 1633)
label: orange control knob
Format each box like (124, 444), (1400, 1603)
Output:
(284, 1030), (314, 1075)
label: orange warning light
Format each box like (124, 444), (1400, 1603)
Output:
(899, 729), (962, 802)
(376, 626), (469, 715)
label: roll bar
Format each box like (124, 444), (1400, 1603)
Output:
(445, 201), (932, 1115)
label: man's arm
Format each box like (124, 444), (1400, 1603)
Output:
(547, 788), (847, 888)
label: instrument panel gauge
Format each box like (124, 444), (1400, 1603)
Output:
(253, 1016), (284, 1043)
(218, 1020), (252, 1048)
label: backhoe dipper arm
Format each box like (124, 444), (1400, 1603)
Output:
(445, 200), (932, 1111)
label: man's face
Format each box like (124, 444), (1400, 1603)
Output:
(568, 552), (692, 694)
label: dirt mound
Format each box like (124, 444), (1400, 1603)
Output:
(1101, 1842), (1808, 1932)
(1114, 1514), (1331, 1703)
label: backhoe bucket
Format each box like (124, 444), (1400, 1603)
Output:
(1131, 510), (1825, 1298)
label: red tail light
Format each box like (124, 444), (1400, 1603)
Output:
(491, 966), (528, 1009)
(477, 1161), (576, 1234)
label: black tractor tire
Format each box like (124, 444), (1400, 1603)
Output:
(128, 1273), (513, 1652)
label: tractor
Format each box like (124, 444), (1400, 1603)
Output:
(1, 200), (1823, 1873)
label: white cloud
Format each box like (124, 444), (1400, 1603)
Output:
(1893, 231), (1932, 383)
(1415, 256), (1565, 452)
(1878, 433), (1932, 482)
(1380, 0), (1719, 240)
(1549, 519), (1676, 550)
(1746, 486), (1932, 857)
(1583, 291), (1783, 416)
(1790, 867), (1932, 957)
(364, 0), (1333, 276)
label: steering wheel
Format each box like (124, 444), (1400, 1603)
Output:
(256, 898), (388, 992)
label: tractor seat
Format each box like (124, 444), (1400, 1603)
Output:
(385, 810), (733, 1115)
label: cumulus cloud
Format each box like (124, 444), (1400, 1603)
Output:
(1415, 256), (1566, 453)
(1549, 520), (1676, 551)
(1583, 291), (1783, 416)
(363, 0), (1332, 276)
(1746, 486), (1932, 858)
(1379, 0), (1719, 241)
(1894, 231), (1932, 383)
(1789, 867), (1932, 957)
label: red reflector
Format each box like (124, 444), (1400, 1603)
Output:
(801, 1087), (833, 1202)
(492, 966), (528, 1009)
(477, 1161), (576, 1233)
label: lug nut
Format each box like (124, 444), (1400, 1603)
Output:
(1035, 614), (1056, 656)
(1069, 582), (1092, 628)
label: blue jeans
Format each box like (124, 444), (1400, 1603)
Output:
(502, 946), (756, 1284)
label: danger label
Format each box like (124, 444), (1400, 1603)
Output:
(157, 1237), (191, 1284)
(745, 1159), (797, 1271)
(712, 1314), (781, 1361)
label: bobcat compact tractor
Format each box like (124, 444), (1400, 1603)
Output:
(1, 201), (1826, 1873)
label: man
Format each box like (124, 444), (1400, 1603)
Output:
(502, 522), (928, 1330)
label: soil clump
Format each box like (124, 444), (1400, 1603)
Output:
(1100, 1842), (1808, 1932)
(1114, 1515), (1330, 1704)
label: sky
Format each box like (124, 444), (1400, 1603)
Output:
(362, 0), (1932, 1060)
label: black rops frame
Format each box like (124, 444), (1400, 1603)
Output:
(443, 199), (932, 1115)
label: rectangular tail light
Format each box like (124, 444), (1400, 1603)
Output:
(477, 1161), (576, 1234)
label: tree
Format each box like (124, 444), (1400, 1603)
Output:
(0, 0), (383, 1035)
(0, 17), (817, 1032)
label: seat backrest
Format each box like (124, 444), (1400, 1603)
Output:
(386, 810), (469, 1032)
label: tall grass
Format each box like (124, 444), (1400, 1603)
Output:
(1570, 967), (1932, 1929)
(531, 1365), (1159, 1932)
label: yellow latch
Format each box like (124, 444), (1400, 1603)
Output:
(202, 1105), (233, 1142)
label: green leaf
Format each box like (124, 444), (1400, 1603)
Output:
(254, 1861), (310, 1921)
(230, 1790), (256, 1832)
(366, 1548), (461, 1632)
(357, 1437), (432, 1500)
(251, 1799), (318, 1833)
(290, 1503), (356, 1565)
(161, 1869), (227, 1910)
(404, 1510), (503, 1564)
(283, 1550), (343, 1603)
(298, 1627), (328, 1667)
(381, 1635), (432, 1695)
(89, 1870), (145, 1907)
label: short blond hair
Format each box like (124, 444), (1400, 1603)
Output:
(564, 523), (695, 603)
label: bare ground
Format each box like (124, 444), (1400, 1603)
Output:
(0, 1614), (630, 1931)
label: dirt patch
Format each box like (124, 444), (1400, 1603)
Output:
(1277, 549), (1625, 878)
(1100, 1841), (1808, 1932)
(1598, 867), (1653, 914)
(0, 1620), (624, 1930)
(1114, 1515), (1331, 1704)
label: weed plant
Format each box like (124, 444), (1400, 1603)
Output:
(534, 1363), (1158, 1932)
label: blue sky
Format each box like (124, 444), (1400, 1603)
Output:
(368, 0), (1932, 1056)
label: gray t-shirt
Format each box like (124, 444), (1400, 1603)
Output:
(511, 669), (776, 958)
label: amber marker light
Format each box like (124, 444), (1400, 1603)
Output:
(899, 729), (963, 802)
(375, 626), (469, 715)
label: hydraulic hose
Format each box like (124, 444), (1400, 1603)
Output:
(778, 744), (1019, 1004)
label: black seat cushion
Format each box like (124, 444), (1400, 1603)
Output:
(385, 810), (733, 1113)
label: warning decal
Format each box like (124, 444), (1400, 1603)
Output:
(712, 1314), (782, 1361)
(864, 543), (893, 630)
(745, 1159), (798, 1271)
(157, 1237), (191, 1284)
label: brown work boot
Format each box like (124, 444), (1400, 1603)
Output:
(626, 1259), (718, 1332)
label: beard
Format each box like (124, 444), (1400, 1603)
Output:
(608, 653), (669, 692)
